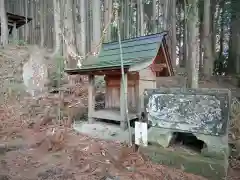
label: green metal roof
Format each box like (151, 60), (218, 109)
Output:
(65, 32), (167, 74)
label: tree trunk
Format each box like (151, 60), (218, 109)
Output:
(31, 0), (35, 44)
(218, 0), (224, 59)
(104, 0), (110, 42)
(152, 0), (157, 33)
(40, 0), (44, 47)
(129, 0), (134, 37)
(228, 0), (240, 74)
(0, 0), (8, 46)
(85, 0), (91, 53)
(107, 0), (112, 41)
(25, 0), (28, 42)
(75, 0), (81, 54)
(199, 19), (203, 72)
(211, 0), (218, 60)
(72, 0), (79, 55)
(79, 0), (86, 56)
(52, 0), (61, 55)
(219, 24), (224, 59)
(218, 0), (225, 60)
(120, 1), (124, 38)
(203, 0), (214, 78)
(183, 1), (188, 68)
(178, 1), (184, 67)
(63, 0), (77, 68)
(187, 0), (200, 88)
(163, 0), (169, 30)
(92, 0), (101, 53)
(171, 0), (177, 67)
(139, 0), (144, 35)
(124, 0), (130, 38)
(28, 0), (33, 44)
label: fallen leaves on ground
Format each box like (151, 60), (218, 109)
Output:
(0, 95), (208, 180)
(0, 81), (239, 180)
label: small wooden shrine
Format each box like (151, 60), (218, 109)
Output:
(0, 12), (32, 36)
(65, 32), (174, 129)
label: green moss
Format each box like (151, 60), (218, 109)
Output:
(140, 145), (228, 180)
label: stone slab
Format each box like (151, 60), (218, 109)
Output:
(148, 127), (174, 148)
(144, 88), (231, 136)
(73, 121), (134, 143)
(140, 145), (228, 180)
(195, 133), (229, 159)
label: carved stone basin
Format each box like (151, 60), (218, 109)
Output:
(144, 88), (231, 136)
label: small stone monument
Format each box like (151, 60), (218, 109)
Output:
(22, 47), (48, 97)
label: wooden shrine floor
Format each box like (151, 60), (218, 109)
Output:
(91, 109), (138, 122)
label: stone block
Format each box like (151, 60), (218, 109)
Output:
(140, 145), (228, 180)
(195, 133), (229, 160)
(148, 127), (174, 148)
(148, 127), (229, 159)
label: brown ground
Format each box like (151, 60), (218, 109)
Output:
(0, 89), (207, 180)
